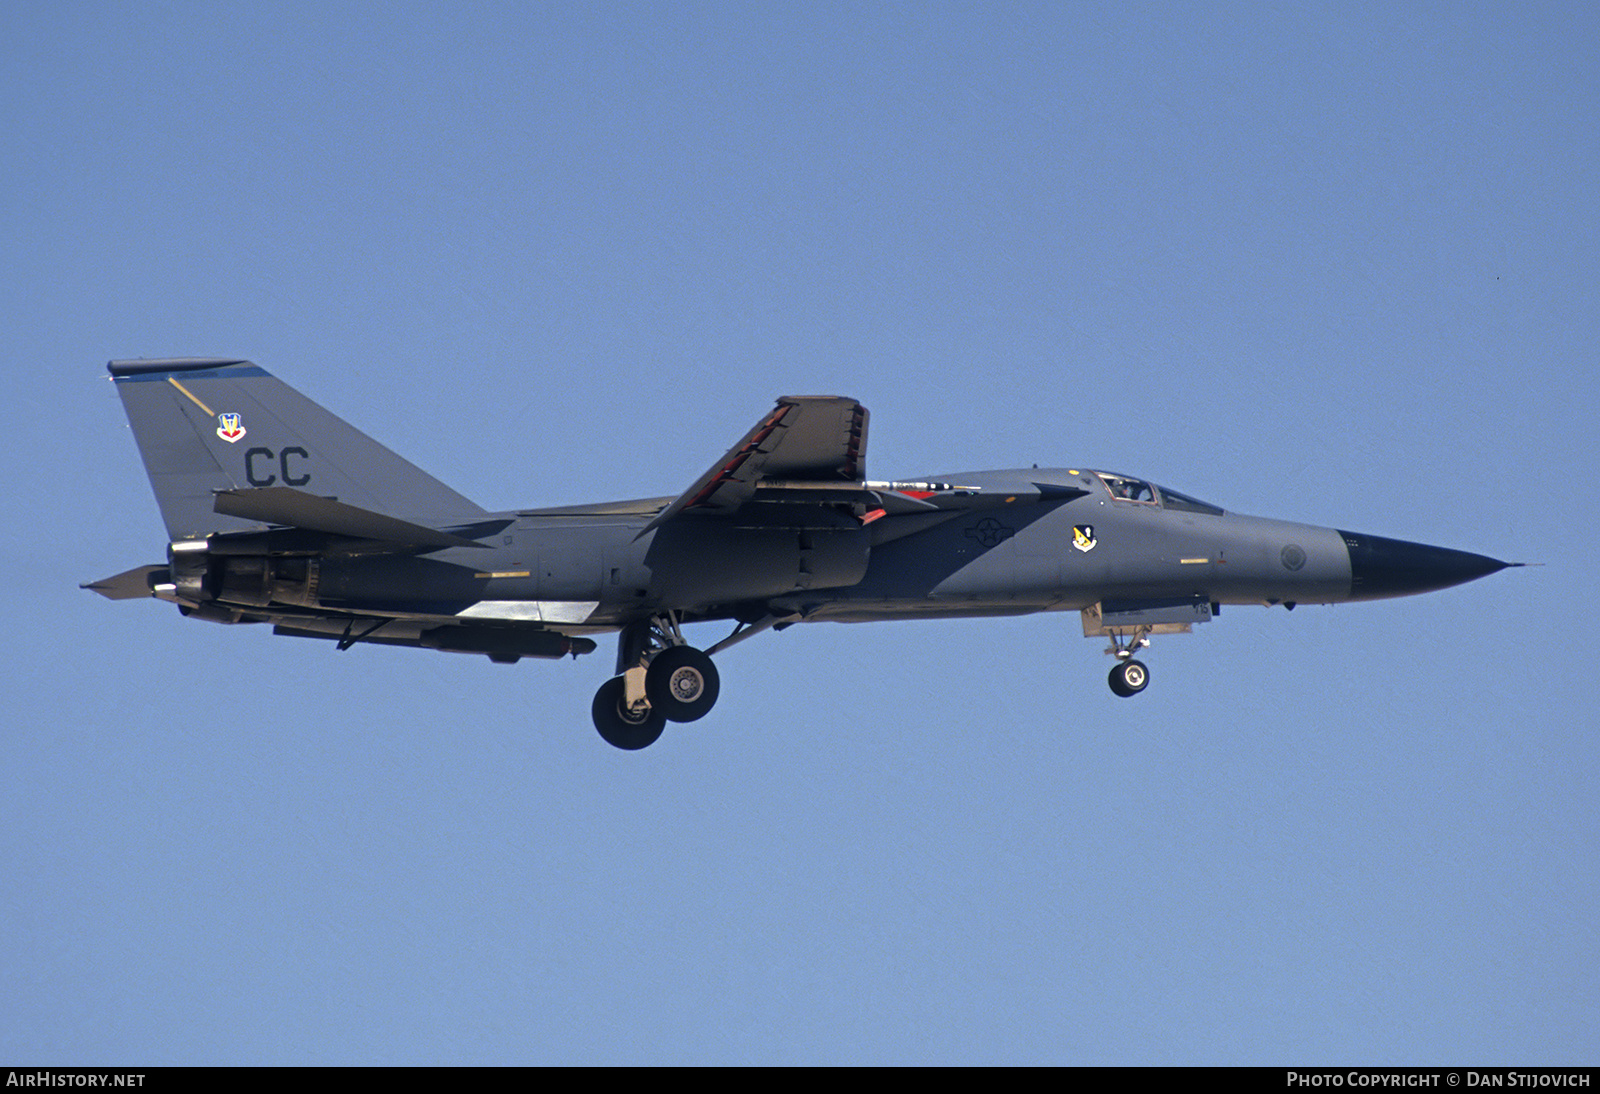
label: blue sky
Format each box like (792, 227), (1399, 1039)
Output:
(4, 0), (1596, 1064)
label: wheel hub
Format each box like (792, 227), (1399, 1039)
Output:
(669, 667), (704, 702)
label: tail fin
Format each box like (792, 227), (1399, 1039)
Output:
(109, 359), (486, 540)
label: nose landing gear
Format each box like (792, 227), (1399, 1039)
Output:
(1108, 658), (1149, 697)
(1104, 625), (1152, 698)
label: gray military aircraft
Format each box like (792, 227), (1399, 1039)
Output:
(87, 358), (1517, 749)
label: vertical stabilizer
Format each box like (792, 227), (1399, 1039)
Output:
(109, 359), (485, 540)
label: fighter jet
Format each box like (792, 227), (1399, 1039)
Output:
(86, 359), (1517, 749)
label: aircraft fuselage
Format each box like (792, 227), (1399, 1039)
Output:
(89, 360), (1514, 748)
(286, 466), (1494, 634)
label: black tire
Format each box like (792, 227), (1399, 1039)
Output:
(1108, 659), (1149, 698)
(592, 676), (665, 750)
(645, 646), (721, 722)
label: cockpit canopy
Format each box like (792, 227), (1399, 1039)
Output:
(1094, 472), (1224, 515)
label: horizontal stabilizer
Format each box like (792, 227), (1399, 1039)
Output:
(82, 564), (167, 600)
(214, 487), (488, 549)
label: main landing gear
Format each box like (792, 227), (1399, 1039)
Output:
(644, 644), (720, 721)
(1104, 626), (1151, 699)
(591, 676), (666, 751)
(592, 614), (721, 750)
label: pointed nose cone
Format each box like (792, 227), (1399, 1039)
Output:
(1340, 530), (1510, 601)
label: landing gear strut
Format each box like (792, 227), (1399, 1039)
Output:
(591, 613), (721, 749)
